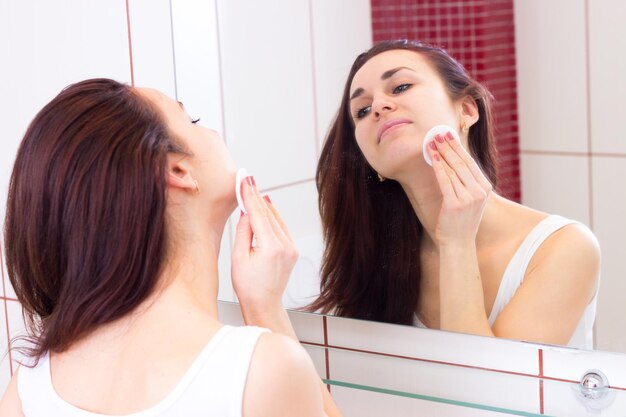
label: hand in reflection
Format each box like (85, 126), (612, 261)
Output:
(231, 177), (299, 316)
(427, 132), (493, 246)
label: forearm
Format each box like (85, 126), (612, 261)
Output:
(438, 242), (493, 337)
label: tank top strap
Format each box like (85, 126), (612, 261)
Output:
(487, 214), (580, 325)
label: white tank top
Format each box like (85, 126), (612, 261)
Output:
(17, 325), (269, 417)
(415, 215), (598, 349)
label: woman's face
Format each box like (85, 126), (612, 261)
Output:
(349, 49), (463, 180)
(136, 87), (237, 211)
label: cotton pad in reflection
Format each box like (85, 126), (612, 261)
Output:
(235, 168), (249, 214)
(422, 124), (461, 166)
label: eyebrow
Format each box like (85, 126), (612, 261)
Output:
(177, 101), (185, 110)
(350, 66), (415, 100)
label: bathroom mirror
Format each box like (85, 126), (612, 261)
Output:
(169, 0), (626, 354)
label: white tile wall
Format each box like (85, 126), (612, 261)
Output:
(128, 0), (176, 97)
(329, 348), (540, 414)
(543, 377), (626, 416)
(591, 156), (626, 353)
(215, 0), (318, 189)
(514, 0), (588, 153)
(170, 0), (224, 135)
(331, 385), (533, 417)
(520, 153), (590, 224)
(0, 302), (10, 394)
(310, 0), (373, 150)
(302, 343), (327, 380)
(5, 300), (27, 368)
(588, 0), (626, 154)
(326, 315), (539, 376)
(0, 0), (132, 225)
(543, 344), (626, 390)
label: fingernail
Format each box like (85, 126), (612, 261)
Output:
(245, 176), (256, 188)
(435, 134), (445, 143)
(433, 153), (441, 161)
(445, 131), (454, 141)
(263, 195), (272, 204)
(429, 141), (437, 150)
(240, 210), (245, 217)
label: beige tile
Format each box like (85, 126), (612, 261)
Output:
(515, 0), (588, 153)
(520, 153), (590, 224)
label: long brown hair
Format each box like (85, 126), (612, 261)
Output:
(309, 40), (498, 324)
(4, 78), (187, 362)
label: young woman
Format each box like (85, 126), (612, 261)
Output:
(0, 79), (341, 417)
(311, 40), (600, 349)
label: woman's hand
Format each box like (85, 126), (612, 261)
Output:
(231, 176), (299, 320)
(427, 132), (493, 247)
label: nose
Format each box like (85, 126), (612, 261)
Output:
(372, 94), (396, 118)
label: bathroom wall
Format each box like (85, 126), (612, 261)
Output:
(0, 0), (372, 394)
(370, 0), (521, 201)
(514, 0), (626, 352)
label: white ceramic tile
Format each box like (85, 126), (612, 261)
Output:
(216, 301), (325, 344)
(520, 153), (590, 224)
(326, 316), (539, 375)
(302, 343), (327, 379)
(543, 378), (626, 417)
(542, 344), (626, 390)
(0, 0), (131, 228)
(128, 0), (176, 97)
(170, 0), (224, 136)
(217, 219), (235, 303)
(514, 0), (588, 153)
(331, 385), (531, 417)
(285, 310), (324, 345)
(588, 0), (626, 154)
(6, 300), (29, 369)
(216, 0), (317, 189)
(329, 348), (540, 414)
(310, 0), (373, 151)
(0, 301), (11, 396)
(217, 301), (244, 326)
(591, 156), (626, 354)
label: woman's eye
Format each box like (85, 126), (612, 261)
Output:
(393, 83), (412, 94)
(355, 106), (371, 119)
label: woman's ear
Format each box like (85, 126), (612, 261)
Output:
(166, 155), (196, 192)
(460, 95), (480, 128)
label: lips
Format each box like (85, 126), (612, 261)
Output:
(377, 118), (412, 143)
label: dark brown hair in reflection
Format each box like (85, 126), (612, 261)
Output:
(308, 40), (498, 324)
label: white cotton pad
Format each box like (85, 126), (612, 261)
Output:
(235, 168), (249, 214)
(422, 124), (461, 166)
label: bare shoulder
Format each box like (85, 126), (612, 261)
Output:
(243, 332), (323, 417)
(0, 368), (25, 417)
(532, 221), (600, 273)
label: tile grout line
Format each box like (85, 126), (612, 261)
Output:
(125, 0), (135, 86)
(323, 316), (330, 393)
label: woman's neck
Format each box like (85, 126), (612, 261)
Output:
(400, 175), (505, 252)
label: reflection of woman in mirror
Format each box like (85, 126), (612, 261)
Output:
(310, 40), (600, 349)
(0, 79), (341, 416)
